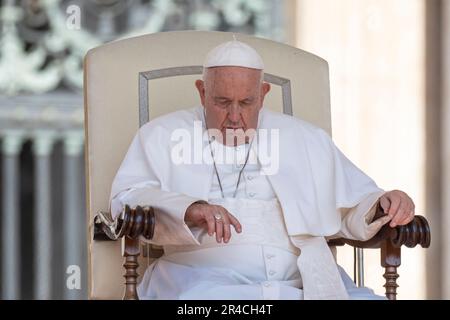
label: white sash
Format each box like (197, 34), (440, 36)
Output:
(290, 235), (349, 299)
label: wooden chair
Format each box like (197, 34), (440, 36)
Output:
(84, 31), (431, 300)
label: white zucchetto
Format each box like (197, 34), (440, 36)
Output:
(203, 37), (264, 70)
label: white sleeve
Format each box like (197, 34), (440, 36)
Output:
(335, 191), (391, 241)
(330, 140), (391, 241)
(109, 128), (202, 246)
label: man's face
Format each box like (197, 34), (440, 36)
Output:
(195, 66), (271, 145)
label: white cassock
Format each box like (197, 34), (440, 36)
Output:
(110, 106), (391, 300)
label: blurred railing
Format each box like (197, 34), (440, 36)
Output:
(0, 93), (86, 299)
(0, 0), (285, 300)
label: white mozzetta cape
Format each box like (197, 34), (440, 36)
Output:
(110, 106), (388, 245)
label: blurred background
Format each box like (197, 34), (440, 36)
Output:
(0, 0), (447, 300)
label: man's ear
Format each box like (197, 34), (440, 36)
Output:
(262, 82), (271, 96)
(195, 80), (206, 107)
(259, 82), (271, 108)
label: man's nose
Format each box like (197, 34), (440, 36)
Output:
(227, 104), (241, 123)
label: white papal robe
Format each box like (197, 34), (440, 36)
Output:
(110, 106), (391, 299)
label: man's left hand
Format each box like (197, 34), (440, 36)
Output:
(379, 190), (415, 227)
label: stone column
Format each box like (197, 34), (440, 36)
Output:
(1, 130), (25, 299)
(62, 130), (85, 299)
(33, 130), (56, 299)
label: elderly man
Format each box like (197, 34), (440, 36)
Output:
(109, 39), (415, 300)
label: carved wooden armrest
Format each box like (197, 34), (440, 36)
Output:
(327, 203), (431, 249)
(93, 205), (156, 300)
(328, 204), (431, 300)
(94, 205), (155, 241)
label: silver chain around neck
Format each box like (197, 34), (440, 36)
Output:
(204, 112), (254, 198)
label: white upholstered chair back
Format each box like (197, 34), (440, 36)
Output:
(84, 30), (331, 299)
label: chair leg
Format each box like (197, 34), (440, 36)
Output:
(122, 236), (140, 300)
(381, 240), (401, 300)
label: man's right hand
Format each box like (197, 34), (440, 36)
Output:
(184, 202), (242, 244)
